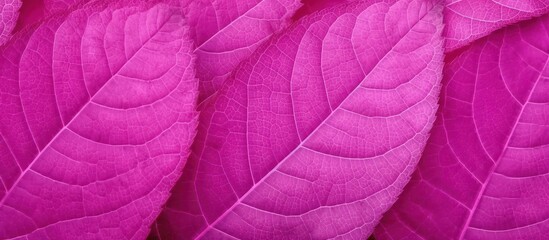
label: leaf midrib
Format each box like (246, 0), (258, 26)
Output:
(194, 4), (439, 238)
(457, 57), (548, 239)
(0, 11), (174, 207)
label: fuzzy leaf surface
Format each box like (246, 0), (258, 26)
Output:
(444, 0), (549, 51)
(182, 0), (302, 103)
(155, 0), (444, 239)
(0, 2), (198, 239)
(376, 13), (549, 240)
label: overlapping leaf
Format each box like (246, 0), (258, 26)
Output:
(376, 13), (549, 240)
(293, 0), (549, 53)
(181, 0), (302, 102)
(154, 0), (444, 238)
(0, 0), (20, 45)
(444, 0), (549, 51)
(0, 1), (197, 239)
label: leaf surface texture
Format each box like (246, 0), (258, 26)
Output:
(376, 13), (549, 240)
(155, 0), (444, 238)
(0, 2), (198, 239)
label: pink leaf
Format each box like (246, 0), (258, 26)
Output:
(444, 0), (549, 51)
(0, 2), (198, 239)
(376, 13), (549, 240)
(0, 0), (21, 45)
(292, 0), (549, 53)
(154, 0), (444, 238)
(182, 0), (302, 102)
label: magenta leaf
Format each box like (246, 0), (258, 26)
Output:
(182, 0), (302, 102)
(444, 0), (549, 51)
(0, 0), (21, 45)
(0, 2), (197, 239)
(153, 0), (444, 238)
(376, 13), (549, 240)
